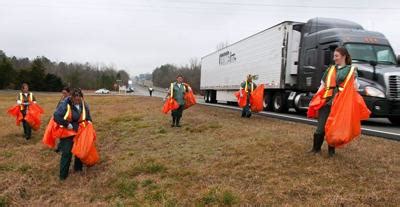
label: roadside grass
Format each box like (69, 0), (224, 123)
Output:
(0, 92), (399, 206)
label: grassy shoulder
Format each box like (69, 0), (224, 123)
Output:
(0, 93), (399, 206)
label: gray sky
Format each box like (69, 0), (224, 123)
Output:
(1, 0), (400, 76)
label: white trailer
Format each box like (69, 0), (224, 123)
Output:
(201, 17), (400, 124)
(201, 21), (301, 109)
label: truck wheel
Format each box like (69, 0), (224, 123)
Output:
(204, 91), (210, 103)
(388, 117), (400, 126)
(264, 92), (273, 111)
(210, 90), (217, 103)
(272, 92), (288, 113)
(293, 93), (307, 114)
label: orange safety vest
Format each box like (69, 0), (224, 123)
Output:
(62, 101), (87, 127)
(323, 65), (355, 98)
(244, 81), (254, 93)
(19, 92), (33, 110)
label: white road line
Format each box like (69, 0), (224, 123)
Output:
(201, 102), (400, 139)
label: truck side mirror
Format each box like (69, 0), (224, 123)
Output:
(369, 60), (378, 81)
(369, 60), (377, 67)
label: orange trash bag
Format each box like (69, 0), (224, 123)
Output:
(72, 122), (99, 166)
(42, 118), (58, 148)
(24, 103), (44, 131)
(325, 77), (371, 148)
(53, 126), (77, 139)
(307, 88), (327, 118)
(7, 105), (24, 126)
(162, 97), (179, 114)
(234, 89), (248, 108)
(250, 84), (265, 112)
(184, 90), (197, 109)
(42, 117), (77, 148)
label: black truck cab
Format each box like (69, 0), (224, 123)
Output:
(297, 18), (400, 125)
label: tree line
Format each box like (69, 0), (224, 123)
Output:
(152, 58), (201, 93)
(0, 50), (130, 91)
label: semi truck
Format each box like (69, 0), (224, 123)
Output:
(200, 17), (400, 125)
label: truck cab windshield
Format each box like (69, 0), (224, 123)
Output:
(345, 43), (397, 65)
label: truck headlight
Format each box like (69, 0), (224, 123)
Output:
(365, 86), (385, 98)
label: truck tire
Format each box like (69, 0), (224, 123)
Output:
(204, 91), (210, 103)
(210, 90), (217, 103)
(388, 117), (400, 126)
(272, 92), (288, 113)
(264, 92), (273, 111)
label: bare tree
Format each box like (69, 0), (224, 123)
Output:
(189, 57), (199, 70)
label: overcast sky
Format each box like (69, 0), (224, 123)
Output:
(1, 0), (400, 76)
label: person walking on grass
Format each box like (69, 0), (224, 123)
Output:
(239, 74), (257, 118)
(7, 83), (43, 140)
(18, 83), (36, 139)
(53, 88), (93, 180)
(308, 47), (370, 157)
(168, 75), (189, 127)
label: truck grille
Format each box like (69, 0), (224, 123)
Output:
(388, 76), (400, 99)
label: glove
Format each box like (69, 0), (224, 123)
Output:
(67, 123), (73, 129)
(17, 100), (22, 104)
(33, 101), (37, 104)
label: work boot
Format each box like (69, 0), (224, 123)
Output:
(328, 146), (335, 157)
(246, 111), (252, 118)
(309, 133), (323, 154)
(26, 131), (31, 140)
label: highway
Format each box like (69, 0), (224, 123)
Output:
(132, 83), (400, 141)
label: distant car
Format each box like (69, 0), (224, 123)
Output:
(126, 87), (134, 93)
(95, 88), (110, 94)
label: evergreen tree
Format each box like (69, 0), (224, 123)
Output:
(0, 54), (16, 89)
(29, 58), (46, 91)
(43, 73), (64, 92)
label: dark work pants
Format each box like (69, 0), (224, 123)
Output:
(171, 105), (184, 125)
(22, 120), (32, 139)
(21, 110), (31, 139)
(172, 105), (184, 119)
(314, 104), (332, 149)
(59, 136), (83, 180)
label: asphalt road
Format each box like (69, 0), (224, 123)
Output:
(132, 84), (400, 140)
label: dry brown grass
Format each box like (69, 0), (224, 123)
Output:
(0, 92), (399, 206)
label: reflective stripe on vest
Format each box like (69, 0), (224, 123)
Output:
(244, 81), (254, 93)
(19, 92), (33, 110)
(170, 83), (174, 98)
(63, 100), (86, 122)
(170, 83), (186, 97)
(323, 66), (336, 98)
(323, 65), (355, 98)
